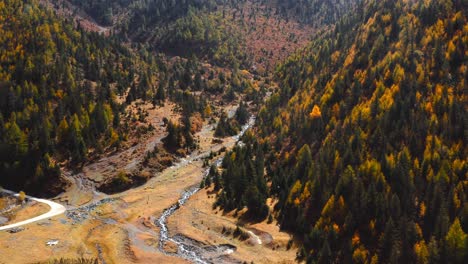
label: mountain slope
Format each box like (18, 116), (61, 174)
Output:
(0, 0), (272, 196)
(218, 0), (467, 263)
(275, 0), (362, 25)
(0, 0), (156, 194)
(58, 0), (359, 70)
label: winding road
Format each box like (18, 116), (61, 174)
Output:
(0, 189), (66, 231)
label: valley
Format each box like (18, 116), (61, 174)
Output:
(0, 0), (466, 264)
(0, 100), (294, 264)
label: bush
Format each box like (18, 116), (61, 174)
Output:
(18, 191), (26, 203)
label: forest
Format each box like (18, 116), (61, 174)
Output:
(0, 0), (262, 195)
(215, 0), (467, 263)
(0, 0), (158, 193)
(0, 0), (466, 263)
(61, 0), (361, 68)
(275, 0), (361, 26)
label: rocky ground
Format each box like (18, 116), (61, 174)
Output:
(0, 98), (296, 264)
(168, 187), (298, 264)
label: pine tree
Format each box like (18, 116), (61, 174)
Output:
(296, 144), (312, 181)
(445, 218), (467, 264)
(5, 115), (27, 158)
(156, 83), (166, 103)
(70, 114), (86, 163)
(57, 118), (69, 147)
(235, 101), (249, 125)
(164, 121), (179, 149)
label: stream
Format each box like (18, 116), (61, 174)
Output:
(156, 116), (255, 264)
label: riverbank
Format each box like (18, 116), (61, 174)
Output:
(0, 114), (247, 263)
(168, 187), (298, 264)
(0, 88), (295, 264)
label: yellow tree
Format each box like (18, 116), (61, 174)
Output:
(445, 218), (467, 263)
(310, 105), (322, 119)
(18, 191), (26, 203)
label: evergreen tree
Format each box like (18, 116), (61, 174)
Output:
(445, 218), (467, 264)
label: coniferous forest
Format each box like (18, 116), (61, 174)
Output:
(218, 0), (468, 263)
(0, 0), (466, 263)
(0, 0), (147, 192)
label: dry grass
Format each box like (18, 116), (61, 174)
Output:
(0, 109), (291, 263)
(0, 196), (9, 211)
(168, 187), (299, 264)
(0, 116), (229, 263)
(2, 200), (49, 225)
(34, 258), (98, 264)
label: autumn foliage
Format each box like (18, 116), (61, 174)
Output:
(225, 0), (467, 263)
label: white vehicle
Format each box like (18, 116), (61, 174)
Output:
(46, 240), (59, 246)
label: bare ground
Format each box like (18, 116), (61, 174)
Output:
(0, 113), (249, 263)
(39, 0), (112, 35)
(0, 75), (296, 263)
(59, 101), (179, 206)
(1, 201), (50, 226)
(168, 187), (299, 264)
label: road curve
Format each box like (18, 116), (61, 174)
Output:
(0, 189), (66, 231)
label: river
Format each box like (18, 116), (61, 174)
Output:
(156, 116), (255, 263)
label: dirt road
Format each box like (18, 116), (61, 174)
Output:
(0, 190), (66, 231)
(0, 99), (294, 263)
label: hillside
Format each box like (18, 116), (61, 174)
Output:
(54, 0), (345, 71)
(0, 0), (160, 194)
(0, 0), (266, 196)
(275, 0), (361, 25)
(217, 0), (468, 263)
(1, 0), (466, 264)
